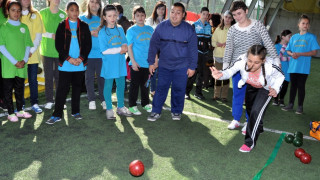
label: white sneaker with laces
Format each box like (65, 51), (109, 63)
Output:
(89, 101), (96, 110)
(44, 102), (54, 109)
(117, 107), (132, 117)
(106, 109), (116, 119)
(101, 101), (106, 110)
(242, 122), (247, 135)
(228, 120), (240, 130)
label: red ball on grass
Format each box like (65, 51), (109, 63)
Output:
(300, 153), (312, 164)
(294, 148), (305, 158)
(129, 160), (145, 177)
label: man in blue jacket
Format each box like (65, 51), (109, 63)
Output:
(147, 2), (198, 121)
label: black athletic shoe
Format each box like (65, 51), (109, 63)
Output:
(194, 93), (205, 100)
(72, 113), (83, 120)
(171, 113), (181, 120)
(295, 106), (303, 115)
(147, 112), (161, 121)
(282, 104), (294, 111)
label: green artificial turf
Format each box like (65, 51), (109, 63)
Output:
(0, 58), (319, 180)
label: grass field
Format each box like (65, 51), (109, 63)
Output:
(1, 58), (320, 180)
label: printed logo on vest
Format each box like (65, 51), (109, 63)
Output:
(60, 13), (65, 18)
(31, 14), (36, 19)
(20, 27), (25, 33)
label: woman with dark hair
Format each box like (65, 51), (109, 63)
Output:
(145, 1), (166, 29)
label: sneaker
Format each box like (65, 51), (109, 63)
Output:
(89, 101), (96, 110)
(8, 114), (18, 122)
(72, 113), (83, 120)
(44, 102), (54, 109)
(282, 104), (293, 111)
(46, 116), (61, 125)
(117, 107), (132, 117)
(147, 112), (161, 121)
(171, 113), (181, 121)
(32, 104), (43, 114)
(14, 105), (25, 113)
(16, 111), (32, 118)
(101, 101), (106, 110)
(194, 93), (205, 100)
(64, 104), (67, 109)
(279, 99), (285, 107)
(295, 106), (303, 115)
(272, 99), (279, 106)
(106, 109), (116, 119)
(143, 104), (152, 113)
(228, 120), (240, 130)
(129, 106), (142, 115)
(239, 144), (252, 152)
(241, 122), (247, 135)
(185, 94), (191, 100)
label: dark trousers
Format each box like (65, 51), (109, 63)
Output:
(0, 58), (4, 102)
(52, 71), (85, 118)
(129, 67), (150, 107)
(42, 56), (59, 103)
(186, 53), (207, 95)
(2, 77), (25, 114)
(289, 73), (308, 107)
(85, 58), (104, 102)
(245, 84), (271, 148)
(27, 64), (39, 105)
(276, 80), (289, 100)
(152, 67), (188, 114)
(150, 68), (158, 92)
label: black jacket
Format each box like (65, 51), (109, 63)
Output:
(55, 18), (92, 67)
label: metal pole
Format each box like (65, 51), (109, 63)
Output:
(221, 0), (233, 13)
(248, 0), (258, 17)
(266, 0), (284, 30)
(259, 0), (273, 21)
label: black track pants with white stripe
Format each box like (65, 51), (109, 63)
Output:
(244, 84), (272, 148)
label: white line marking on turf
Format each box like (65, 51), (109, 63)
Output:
(0, 95), (317, 141)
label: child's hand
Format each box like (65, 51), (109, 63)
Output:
(29, 52), (32, 58)
(209, 66), (223, 79)
(292, 52), (300, 59)
(75, 58), (82, 66)
(132, 61), (140, 71)
(91, 30), (98, 37)
(187, 69), (195, 77)
(52, 34), (56, 40)
(120, 45), (128, 54)
(15, 61), (22, 68)
(268, 86), (277, 97)
(149, 64), (156, 75)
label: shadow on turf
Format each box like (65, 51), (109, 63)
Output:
(0, 112), (154, 179)
(132, 113), (241, 178)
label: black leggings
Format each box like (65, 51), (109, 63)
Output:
(289, 73), (308, 106)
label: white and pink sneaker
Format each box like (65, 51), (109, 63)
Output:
(16, 111), (32, 119)
(239, 144), (252, 152)
(228, 120), (240, 130)
(8, 114), (18, 122)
